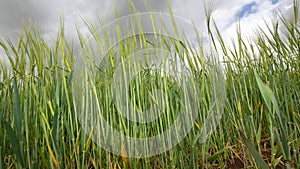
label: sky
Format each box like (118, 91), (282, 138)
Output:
(0, 0), (296, 64)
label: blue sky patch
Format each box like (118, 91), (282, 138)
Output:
(238, 1), (257, 18)
(271, 0), (279, 4)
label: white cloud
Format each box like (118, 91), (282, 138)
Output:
(204, 0), (294, 57)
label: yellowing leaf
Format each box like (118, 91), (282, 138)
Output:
(238, 100), (242, 113)
(121, 143), (129, 163)
(47, 142), (58, 169)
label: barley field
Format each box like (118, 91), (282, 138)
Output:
(0, 2), (299, 169)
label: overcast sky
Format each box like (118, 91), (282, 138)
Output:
(0, 0), (296, 63)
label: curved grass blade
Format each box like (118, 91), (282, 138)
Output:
(240, 131), (270, 169)
(13, 78), (22, 139)
(2, 118), (24, 167)
(254, 70), (291, 168)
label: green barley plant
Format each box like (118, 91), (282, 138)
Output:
(0, 1), (299, 168)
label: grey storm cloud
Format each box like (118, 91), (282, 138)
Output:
(0, 0), (58, 33)
(0, 0), (170, 61)
(115, 0), (168, 13)
(0, 0), (169, 34)
(0, 0), (211, 41)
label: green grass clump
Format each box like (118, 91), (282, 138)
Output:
(0, 1), (299, 168)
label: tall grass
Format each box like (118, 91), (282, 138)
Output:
(0, 1), (299, 168)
